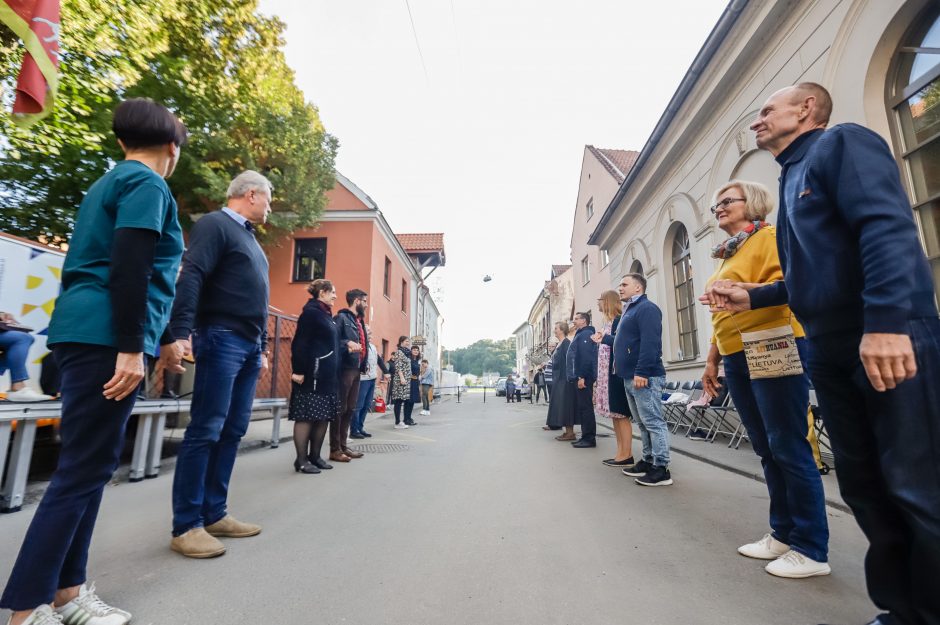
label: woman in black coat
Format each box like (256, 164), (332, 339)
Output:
(546, 321), (578, 440)
(288, 279), (341, 474)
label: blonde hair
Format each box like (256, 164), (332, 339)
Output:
(598, 290), (622, 323)
(714, 180), (776, 221)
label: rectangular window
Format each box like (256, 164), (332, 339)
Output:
(383, 257), (392, 297)
(581, 255), (590, 286)
(293, 238), (327, 282)
(600, 248), (610, 267)
(401, 279), (407, 312)
(586, 197), (594, 220)
(381, 339), (389, 362)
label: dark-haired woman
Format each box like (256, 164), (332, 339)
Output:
(546, 322), (577, 440)
(289, 279), (342, 471)
(1, 99), (187, 625)
(407, 345), (422, 426)
(391, 336), (415, 429)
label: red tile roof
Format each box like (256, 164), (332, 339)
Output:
(396, 233), (445, 252)
(552, 264), (571, 277)
(586, 146), (640, 184)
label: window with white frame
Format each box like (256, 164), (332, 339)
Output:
(586, 197), (594, 220)
(580, 255), (590, 285)
(671, 225), (698, 360)
(888, 7), (940, 298)
(600, 248), (609, 267)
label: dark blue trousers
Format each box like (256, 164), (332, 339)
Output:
(722, 338), (829, 563)
(807, 318), (940, 625)
(1, 344), (136, 611)
(171, 326), (261, 536)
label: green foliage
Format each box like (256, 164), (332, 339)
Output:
(448, 338), (516, 376)
(0, 0), (336, 240)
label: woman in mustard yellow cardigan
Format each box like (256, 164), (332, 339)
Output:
(702, 180), (830, 580)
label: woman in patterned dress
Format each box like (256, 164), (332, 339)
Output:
(288, 279), (341, 474)
(593, 290), (634, 468)
(391, 336), (415, 428)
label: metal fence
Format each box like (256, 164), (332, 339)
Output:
(256, 311), (298, 399)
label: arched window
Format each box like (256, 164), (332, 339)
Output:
(888, 6), (940, 295)
(629, 259), (644, 276)
(671, 225), (698, 360)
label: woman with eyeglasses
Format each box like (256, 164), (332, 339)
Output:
(702, 180), (829, 579)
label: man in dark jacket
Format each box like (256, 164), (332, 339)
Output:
(331, 289), (368, 462)
(533, 366), (547, 403)
(616, 273), (672, 487)
(707, 82), (939, 623)
(168, 170), (271, 558)
(567, 312), (598, 448)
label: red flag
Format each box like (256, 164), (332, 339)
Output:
(0, 0), (60, 124)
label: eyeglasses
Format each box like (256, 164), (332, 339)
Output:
(710, 197), (746, 215)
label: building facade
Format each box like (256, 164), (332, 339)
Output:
(513, 321), (533, 379)
(586, 0), (940, 379)
(397, 233), (446, 385)
(569, 146), (638, 325)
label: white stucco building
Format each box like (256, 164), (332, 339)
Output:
(586, 0), (940, 380)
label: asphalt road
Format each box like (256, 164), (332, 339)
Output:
(0, 394), (875, 625)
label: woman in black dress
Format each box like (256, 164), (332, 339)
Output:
(289, 279), (341, 474)
(408, 345), (422, 425)
(546, 321), (577, 440)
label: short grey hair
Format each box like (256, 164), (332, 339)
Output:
(226, 170), (273, 200)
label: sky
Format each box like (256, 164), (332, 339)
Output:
(258, 0), (729, 349)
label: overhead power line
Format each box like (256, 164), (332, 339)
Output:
(403, 0), (430, 83)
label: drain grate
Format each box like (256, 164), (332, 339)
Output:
(348, 443), (410, 453)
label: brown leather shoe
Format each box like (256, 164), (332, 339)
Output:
(205, 515), (261, 538)
(342, 448), (364, 459)
(329, 451), (351, 462)
(170, 527), (226, 558)
(555, 433), (576, 441)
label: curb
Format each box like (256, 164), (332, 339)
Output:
(596, 421), (852, 515)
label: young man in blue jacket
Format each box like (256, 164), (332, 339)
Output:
(707, 82), (939, 624)
(567, 312), (598, 448)
(616, 273), (673, 487)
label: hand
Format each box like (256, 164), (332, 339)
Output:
(702, 362), (722, 397)
(347, 341), (362, 353)
(633, 375), (648, 389)
(590, 332), (603, 343)
(261, 354), (269, 370)
(700, 280), (752, 313)
(175, 338), (193, 360)
(859, 333), (918, 392)
(0, 312), (14, 323)
(103, 352), (145, 401)
(577, 377), (586, 389)
(157, 341), (186, 375)
(291, 373), (305, 384)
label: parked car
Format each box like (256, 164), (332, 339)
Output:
(495, 377), (507, 396)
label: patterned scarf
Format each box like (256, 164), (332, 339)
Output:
(711, 221), (768, 259)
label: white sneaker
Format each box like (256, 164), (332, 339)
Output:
(13, 605), (63, 625)
(394, 422), (409, 429)
(5, 387), (53, 402)
(55, 582), (131, 625)
(765, 550), (831, 579)
(738, 533), (790, 560)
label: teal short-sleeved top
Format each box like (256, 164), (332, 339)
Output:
(48, 160), (184, 356)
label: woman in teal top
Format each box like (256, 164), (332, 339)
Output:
(1, 98), (187, 625)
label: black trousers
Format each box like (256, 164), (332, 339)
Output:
(331, 369), (360, 452)
(535, 384), (547, 402)
(393, 399), (414, 423)
(807, 318), (940, 625)
(575, 383), (596, 442)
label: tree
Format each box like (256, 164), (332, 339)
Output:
(448, 338), (516, 376)
(0, 0), (337, 240)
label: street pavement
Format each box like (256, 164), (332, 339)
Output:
(1, 393), (875, 625)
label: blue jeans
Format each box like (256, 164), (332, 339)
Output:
(722, 339), (829, 563)
(0, 330), (35, 383)
(807, 318), (940, 624)
(353, 377), (376, 434)
(1, 345), (136, 611)
(172, 326), (261, 536)
(624, 375), (670, 466)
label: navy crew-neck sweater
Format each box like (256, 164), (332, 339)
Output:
(750, 125), (938, 337)
(170, 210), (270, 348)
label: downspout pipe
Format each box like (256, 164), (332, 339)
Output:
(587, 0), (749, 246)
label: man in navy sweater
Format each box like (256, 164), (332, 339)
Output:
(616, 274), (672, 487)
(167, 170), (272, 559)
(567, 312), (598, 447)
(707, 83), (939, 624)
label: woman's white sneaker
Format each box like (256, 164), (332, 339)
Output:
(765, 550), (831, 579)
(738, 533), (790, 560)
(55, 582), (131, 625)
(394, 422), (409, 429)
(12, 605), (62, 625)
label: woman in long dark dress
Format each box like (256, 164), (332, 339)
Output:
(546, 321), (577, 440)
(289, 279), (341, 473)
(408, 345), (422, 425)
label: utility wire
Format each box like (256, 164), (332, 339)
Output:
(403, 0), (430, 83)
